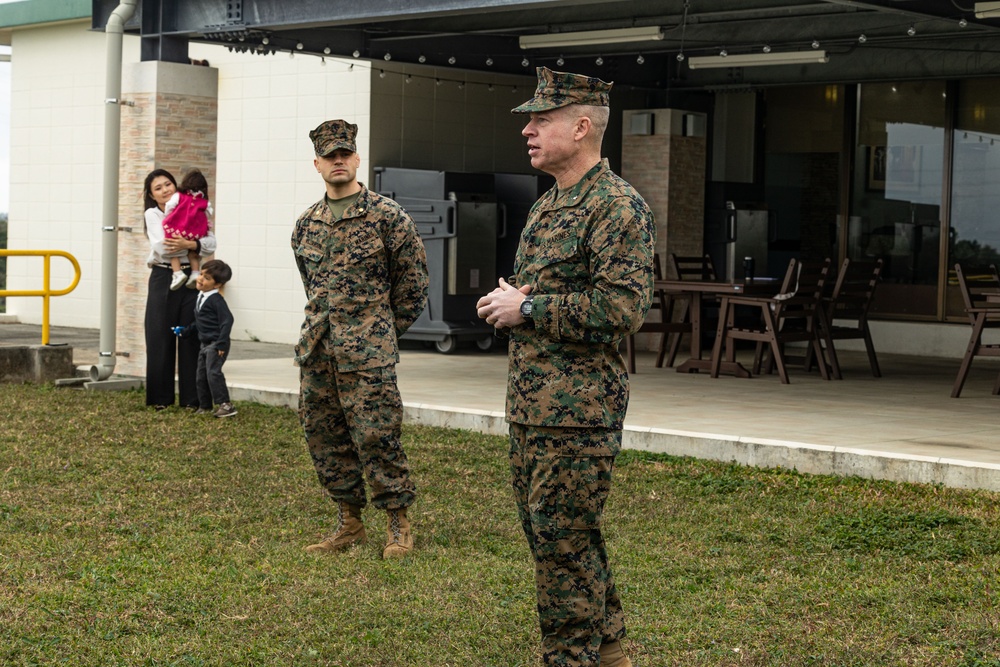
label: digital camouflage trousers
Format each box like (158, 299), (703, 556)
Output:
(508, 422), (626, 667)
(299, 349), (415, 511)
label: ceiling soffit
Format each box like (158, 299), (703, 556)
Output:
(91, 0), (1000, 90)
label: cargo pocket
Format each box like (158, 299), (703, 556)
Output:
(529, 430), (618, 532)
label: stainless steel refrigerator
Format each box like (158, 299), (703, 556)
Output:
(706, 201), (770, 281)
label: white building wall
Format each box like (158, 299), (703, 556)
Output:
(6, 21), (374, 345)
(8, 23), (110, 327)
(189, 43), (374, 345)
(6, 20), (538, 347)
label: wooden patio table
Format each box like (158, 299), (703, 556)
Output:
(654, 277), (782, 377)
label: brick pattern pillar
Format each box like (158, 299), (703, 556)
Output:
(621, 109), (707, 352)
(666, 135), (708, 261)
(622, 132), (673, 262)
(621, 110), (707, 265)
(115, 61), (218, 377)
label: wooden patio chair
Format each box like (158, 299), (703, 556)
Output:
(711, 257), (832, 384)
(670, 253), (718, 282)
(950, 263), (1000, 397)
(815, 257), (884, 379)
(663, 253), (719, 367)
(624, 253), (684, 373)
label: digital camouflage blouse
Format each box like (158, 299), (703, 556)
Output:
(292, 184), (428, 371)
(508, 159), (655, 429)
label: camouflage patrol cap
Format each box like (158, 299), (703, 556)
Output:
(511, 66), (613, 114)
(309, 119), (357, 156)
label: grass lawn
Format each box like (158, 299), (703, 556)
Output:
(1, 383), (999, 666)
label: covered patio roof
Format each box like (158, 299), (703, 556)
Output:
(90, 0), (1000, 90)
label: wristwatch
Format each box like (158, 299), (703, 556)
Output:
(519, 296), (534, 319)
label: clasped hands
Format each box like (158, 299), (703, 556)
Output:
(476, 278), (532, 329)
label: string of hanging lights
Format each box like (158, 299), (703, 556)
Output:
(203, 4), (993, 81)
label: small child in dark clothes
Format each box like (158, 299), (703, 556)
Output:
(173, 259), (237, 418)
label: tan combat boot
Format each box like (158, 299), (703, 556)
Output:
(382, 508), (413, 559)
(599, 640), (632, 667)
(305, 502), (366, 553)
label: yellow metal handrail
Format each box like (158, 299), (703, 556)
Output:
(0, 249), (82, 345)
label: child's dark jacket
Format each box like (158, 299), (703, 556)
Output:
(187, 293), (234, 354)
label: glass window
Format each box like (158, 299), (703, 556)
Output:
(947, 79), (1000, 318)
(763, 85), (845, 268)
(852, 82), (946, 318)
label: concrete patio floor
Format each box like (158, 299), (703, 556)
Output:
(3, 320), (999, 492)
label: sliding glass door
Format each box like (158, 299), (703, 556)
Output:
(851, 82), (946, 318)
(947, 79), (1000, 318)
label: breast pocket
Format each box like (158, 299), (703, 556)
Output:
(294, 240), (325, 267)
(345, 232), (388, 283)
(521, 232), (586, 287)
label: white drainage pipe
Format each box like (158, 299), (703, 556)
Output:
(92, 0), (138, 382)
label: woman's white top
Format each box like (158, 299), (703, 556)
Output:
(145, 206), (218, 268)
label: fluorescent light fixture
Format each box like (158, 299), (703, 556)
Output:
(687, 49), (829, 69)
(519, 26), (663, 50)
(975, 2), (1000, 18)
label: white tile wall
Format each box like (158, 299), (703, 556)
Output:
(8, 23), (108, 325)
(194, 45), (386, 345)
(6, 21), (537, 346)
(5, 22), (376, 345)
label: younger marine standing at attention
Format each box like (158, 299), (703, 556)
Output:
(292, 119), (429, 559)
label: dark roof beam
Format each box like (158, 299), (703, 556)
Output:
(819, 0), (1000, 34)
(389, 3), (855, 38)
(644, 25), (980, 58)
(674, 37), (1000, 89)
(183, 0), (587, 32)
